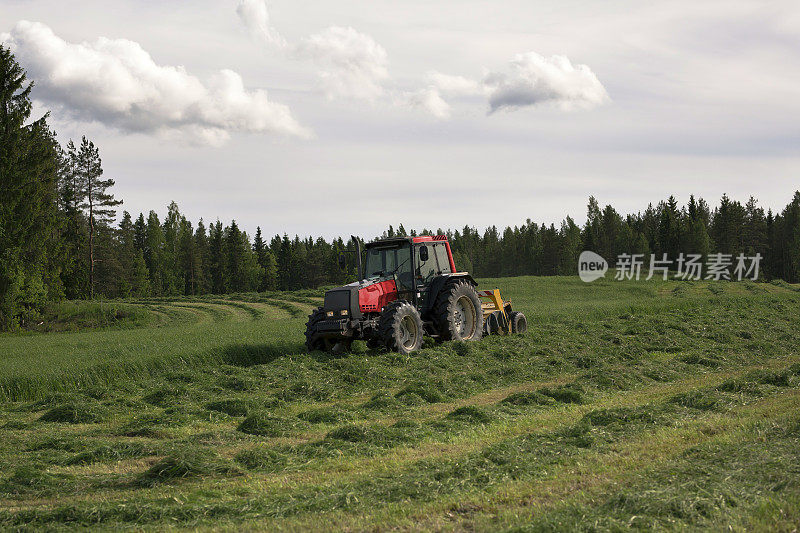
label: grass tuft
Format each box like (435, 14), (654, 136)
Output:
(237, 413), (305, 437)
(0, 465), (71, 496)
(670, 390), (721, 411)
(205, 398), (252, 417)
(298, 405), (354, 424)
(501, 390), (555, 406)
(446, 405), (494, 424)
(395, 383), (446, 404)
(39, 402), (109, 424)
(139, 449), (238, 486)
(538, 384), (585, 404)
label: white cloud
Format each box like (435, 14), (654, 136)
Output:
(233, 3), (609, 119)
(1, 20), (310, 145)
(426, 71), (485, 97)
(294, 26), (389, 101)
(484, 52), (609, 113)
(402, 87), (451, 119)
(236, 0), (286, 49)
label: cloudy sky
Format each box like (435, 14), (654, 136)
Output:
(2, 0), (799, 239)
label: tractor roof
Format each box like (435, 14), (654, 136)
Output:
(366, 235), (449, 248)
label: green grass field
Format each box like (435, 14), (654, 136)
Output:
(1, 276), (799, 531)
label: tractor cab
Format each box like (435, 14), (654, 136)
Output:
(362, 236), (456, 306)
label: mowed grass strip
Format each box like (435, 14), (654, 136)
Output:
(3, 360), (796, 516)
(259, 391), (800, 533)
(3, 374), (797, 529)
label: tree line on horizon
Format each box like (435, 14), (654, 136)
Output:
(2, 45), (800, 330)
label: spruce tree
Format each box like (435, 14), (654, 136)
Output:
(194, 219), (210, 294)
(161, 201), (181, 295)
(0, 46), (60, 329)
(177, 217), (198, 294)
(209, 221), (225, 293)
(144, 211), (165, 294)
(117, 211), (137, 296)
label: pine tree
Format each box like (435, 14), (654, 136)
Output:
(683, 195), (711, 260)
(177, 217), (198, 295)
(262, 251), (278, 291)
(75, 137), (122, 299)
(0, 46), (60, 329)
(253, 226), (270, 292)
(161, 201), (182, 295)
(558, 217), (582, 275)
(144, 211), (165, 294)
(209, 221), (225, 293)
(657, 196), (681, 264)
(194, 219), (210, 294)
(130, 251), (151, 296)
(57, 140), (88, 298)
(743, 196), (767, 257)
(779, 192), (800, 282)
(117, 211), (137, 297)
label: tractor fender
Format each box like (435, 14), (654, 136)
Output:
(423, 273), (477, 313)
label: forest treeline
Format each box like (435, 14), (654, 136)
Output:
(2, 46), (800, 330)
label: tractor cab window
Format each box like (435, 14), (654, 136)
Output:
(365, 244), (412, 289)
(415, 244), (437, 284)
(433, 243), (452, 274)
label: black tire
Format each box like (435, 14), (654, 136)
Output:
(433, 281), (484, 342)
(378, 300), (423, 354)
(484, 311), (500, 336)
(306, 309), (353, 353)
(509, 311), (527, 335)
(305, 307), (327, 351)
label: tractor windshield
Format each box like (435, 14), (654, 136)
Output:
(365, 243), (412, 285)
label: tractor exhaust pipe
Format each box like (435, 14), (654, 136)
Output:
(351, 235), (363, 280)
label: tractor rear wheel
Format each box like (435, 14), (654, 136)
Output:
(378, 300), (423, 354)
(433, 281), (484, 342)
(509, 311), (527, 335)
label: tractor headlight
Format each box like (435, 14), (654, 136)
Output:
(340, 309), (349, 316)
(326, 311), (334, 318)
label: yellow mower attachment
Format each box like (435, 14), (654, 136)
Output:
(478, 289), (527, 335)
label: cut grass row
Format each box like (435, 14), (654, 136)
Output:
(3, 363), (798, 528)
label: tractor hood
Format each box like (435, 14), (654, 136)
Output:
(323, 277), (398, 317)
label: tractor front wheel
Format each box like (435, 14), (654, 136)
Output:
(378, 300), (423, 354)
(305, 308), (352, 353)
(305, 307), (327, 352)
(433, 281), (484, 342)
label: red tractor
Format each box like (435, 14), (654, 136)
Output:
(305, 235), (527, 354)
